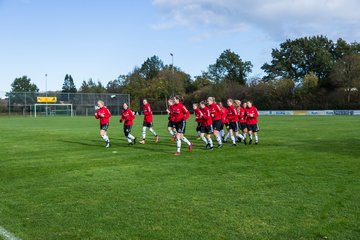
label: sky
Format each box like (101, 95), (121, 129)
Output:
(0, 0), (359, 96)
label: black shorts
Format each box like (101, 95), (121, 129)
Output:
(124, 125), (132, 136)
(143, 122), (153, 128)
(174, 120), (186, 134)
(168, 121), (175, 128)
(247, 124), (259, 132)
(212, 120), (222, 131)
(100, 123), (109, 131)
(239, 122), (248, 131)
(200, 125), (213, 134)
(229, 122), (238, 132)
(196, 122), (201, 132)
(224, 122), (229, 128)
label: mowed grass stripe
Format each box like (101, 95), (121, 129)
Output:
(0, 116), (359, 239)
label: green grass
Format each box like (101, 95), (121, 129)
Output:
(0, 115), (359, 240)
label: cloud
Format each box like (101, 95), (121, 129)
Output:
(152, 0), (360, 41)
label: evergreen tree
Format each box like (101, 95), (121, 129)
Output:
(62, 74), (77, 93)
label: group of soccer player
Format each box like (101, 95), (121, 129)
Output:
(94, 96), (259, 155)
(192, 97), (259, 150)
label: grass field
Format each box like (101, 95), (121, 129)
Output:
(0, 115), (359, 240)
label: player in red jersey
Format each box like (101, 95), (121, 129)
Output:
(119, 103), (136, 145)
(207, 97), (223, 148)
(172, 96), (192, 155)
(139, 99), (159, 144)
(166, 98), (177, 140)
(245, 100), (259, 145)
(199, 101), (214, 150)
(94, 100), (111, 148)
(226, 99), (242, 146)
(192, 103), (202, 139)
(239, 101), (248, 145)
(218, 102), (229, 142)
(234, 100), (246, 144)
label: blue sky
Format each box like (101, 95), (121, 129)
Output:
(1, 0), (359, 95)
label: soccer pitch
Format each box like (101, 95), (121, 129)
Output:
(0, 115), (359, 240)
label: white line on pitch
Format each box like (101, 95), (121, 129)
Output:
(0, 226), (21, 240)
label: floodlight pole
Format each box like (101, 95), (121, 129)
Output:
(45, 73), (48, 97)
(170, 53), (174, 97)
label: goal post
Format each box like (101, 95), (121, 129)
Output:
(34, 103), (73, 118)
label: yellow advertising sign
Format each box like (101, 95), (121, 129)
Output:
(37, 97), (57, 103)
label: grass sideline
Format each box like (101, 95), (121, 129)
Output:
(0, 115), (359, 240)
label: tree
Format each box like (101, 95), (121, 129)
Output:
(6, 76), (39, 107)
(10, 76), (39, 92)
(262, 36), (360, 89)
(140, 55), (164, 80)
(207, 49), (252, 85)
(330, 54), (360, 104)
(262, 36), (334, 86)
(106, 76), (126, 93)
(191, 74), (212, 92)
(334, 38), (360, 59)
(62, 74), (77, 93)
(301, 72), (319, 92)
(78, 79), (106, 93)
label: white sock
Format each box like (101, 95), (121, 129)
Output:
(255, 135), (258, 142)
(176, 139), (181, 152)
(220, 130), (225, 137)
(201, 136), (208, 144)
(181, 137), (191, 146)
(208, 138), (213, 147)
(231, 136), (236, 144)
(224, 132), (230, 141)
(128, 133), (135, 140)
(149, 128), (157, 137)
(243, 133), (246, 139)
(238, 134), (245, 140)
(216, 135), (222, 144)
(142, 127), (147, 139)
(102, 135), (109, 142)
(249, 134), (253, 140)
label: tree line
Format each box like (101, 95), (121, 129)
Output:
(7, 35), (360, 111)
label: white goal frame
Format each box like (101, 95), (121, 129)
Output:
(34, 103), (73, 118)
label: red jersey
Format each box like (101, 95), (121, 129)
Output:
(95, 106), (111, 125)
(227, 105), (238, 123)
(172, 102), (190, 122)
(143, 103), (153, 123)
(200, 107), (213, 127)
(246, 106), (258, 124)
(168, 104), (176, 122)
(208, 103), (222, 121)
(194, 108), (202, 123)
(221, 107), (229, 124)
(239, 107), (247, 123)
(120, 108), (135, 126)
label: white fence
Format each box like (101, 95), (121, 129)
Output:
(259, 110), (360, 116)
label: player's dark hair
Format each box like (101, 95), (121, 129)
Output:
(174, 95), (184, 102)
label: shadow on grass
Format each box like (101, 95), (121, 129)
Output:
(57, 139), (102, 147)
(293, 138), (360, 158)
